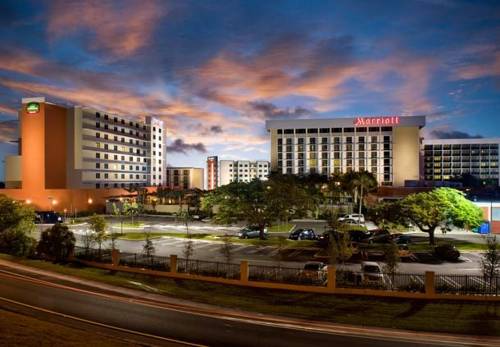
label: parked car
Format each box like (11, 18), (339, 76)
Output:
(347, 229), (371, 243)
(35, 211), (63, 224)
(392, 233), (412, 245)
(338, 214), (365, 224)
(434, 244), (460, 262)
(361, 229), (392, 244)
(238, 226), (268, 239)
(289, 228), (318, 240)
(300, 262), (328, 283)
(360, 261), (389, 287)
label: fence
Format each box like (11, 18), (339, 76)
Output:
(336, 270), (426, 292)
(435, 274), (500, 296)
(72, 248), (500, 298)
(119, 252), (170, 271)
(249, 264), (327, 286)
(74, 246), (112, 263)
(177, 258), (240, 279)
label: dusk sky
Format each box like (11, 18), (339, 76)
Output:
(1, 0), (499, 180)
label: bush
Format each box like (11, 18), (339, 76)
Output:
(0, 226), (37, 257)
(37, 224), (76, 263)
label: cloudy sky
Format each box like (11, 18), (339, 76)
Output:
(0, 0), (499, 180)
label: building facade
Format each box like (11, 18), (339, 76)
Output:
(422, 138), (500, 186)
(266, 116), (425, 186)
(166, 167), (204, 190)
(206, 156), (218, 190)
(4, 97), (167, 190)
(219, 160), (270, 185)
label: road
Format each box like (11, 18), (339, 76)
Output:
(0, 268), (493, 347)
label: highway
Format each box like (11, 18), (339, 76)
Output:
(0, 268), (495, 347)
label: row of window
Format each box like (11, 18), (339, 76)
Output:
(279, 152), (392, 159)
(95, 132), (162, 147)
(278, 144), (391, 152)
(277, 127), (393, 134)
(95, 112), (163, 134)
(278, 136), (391, 145)
(277, 166), (393, 180)
(277, 159), (392, 167)
(424, 144), (498, 150)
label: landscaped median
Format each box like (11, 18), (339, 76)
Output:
(1, 253), (499, 337)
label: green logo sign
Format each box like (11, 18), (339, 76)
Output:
(26, 102), (40, 114)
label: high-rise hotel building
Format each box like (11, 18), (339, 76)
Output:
(4, 97), (166, 190)
(266, 116), (425, 186)
(422, 138), (500, 185)
(219, 160), (270, 185)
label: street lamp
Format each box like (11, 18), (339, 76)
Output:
(88, 197), (93, 205)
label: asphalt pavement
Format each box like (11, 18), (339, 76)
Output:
(1, 268), (494, 347)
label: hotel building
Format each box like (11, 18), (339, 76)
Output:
(219, 160), (270, 186)
(4, 97), (166, 189)
(422, 138), (500, 186)
(166, 167), (204, 190)
(266, 116), (425, 186)
(206, 156), (218, 190)
(1, 97), (166, 211)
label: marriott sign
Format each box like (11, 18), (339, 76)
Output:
(354, 116), (400, 126)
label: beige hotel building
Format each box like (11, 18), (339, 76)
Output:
(266, 116), (425, 186)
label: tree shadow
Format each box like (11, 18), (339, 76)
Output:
(395, 301), (428, 318)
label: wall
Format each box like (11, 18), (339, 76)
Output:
(4, 155), (21, 188)
(44, 103), (68, 189)
(392, 126), (420, 186)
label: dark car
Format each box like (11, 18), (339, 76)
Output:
(362, 229), (392, 244)
(434, 244), (460, 262)
(237, 226), (268, 239)
(347, 229), (371, 243)
(35, 211), (63, 224)
(289, 228), (318, 240)
(392, 234), (412, 245)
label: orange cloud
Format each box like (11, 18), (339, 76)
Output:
(47, 0), (166, 57)
(454, 52), (500, 80)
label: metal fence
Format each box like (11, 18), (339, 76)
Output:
(74, 246), (112, 263)
(72, 248), (500, 296)
(435, 274), (500, 296)
(336, 270), (425, 292)
(177, 258), (240, 279)
(119, 252), (170, 271)
(249, 264), (327, 286)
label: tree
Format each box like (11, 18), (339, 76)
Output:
(402, 188), (483, 245)
(383, 241), (400, 278)
(81, 230), (96, 255)
(0, 195), (37, 257)
(220, 234), (234, 265)
(203, 180), (274, 239)
(350, 171), (378, 222)
(482, 237), (499, 291)
(37, 224), (75, 262)
(88, 214), (107, 254)
(123, 201), (139, 225)
(179, 210), (194, 266)
(367, 200), (409, 232)
(143, 230), (155, 257)
(112, 202), (124, 235)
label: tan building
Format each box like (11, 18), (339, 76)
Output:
(0, 97), (165, 211)
(4, 97), (166, 190)
(266, 116), (425, 186)
(166, 167), (204, 190)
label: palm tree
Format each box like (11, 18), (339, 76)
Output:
(351, 171), (378, 222)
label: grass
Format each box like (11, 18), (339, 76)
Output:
(1, 253), (499, 336)
(407, 239), (489, 252)
(268, 223), (294, 233)
(0, 305), (142, 347)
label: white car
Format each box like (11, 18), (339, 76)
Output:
(359, 261), (389, 287)
(338, 214), (365, 224)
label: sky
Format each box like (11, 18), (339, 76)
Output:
(0, 0), (499, 180)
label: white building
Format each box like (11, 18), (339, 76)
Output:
(219, 160), (270, 186)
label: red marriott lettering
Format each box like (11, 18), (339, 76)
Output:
(354, 116), (400, 126)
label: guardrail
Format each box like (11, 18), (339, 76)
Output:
(72, 247), (500, 301)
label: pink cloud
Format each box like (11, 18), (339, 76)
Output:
(47, 0), (166, 57)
